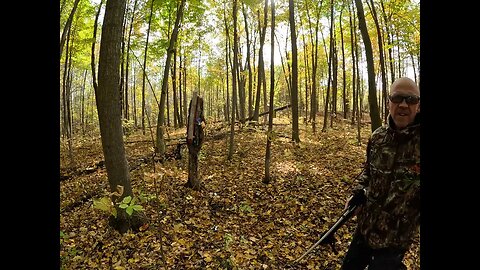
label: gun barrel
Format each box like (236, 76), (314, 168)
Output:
(292, 205), (357, 264)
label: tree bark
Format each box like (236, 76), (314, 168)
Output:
(322, 0), (334, 133)
(96, 0), (144, 233)
(60, 0), (81, 58)
(368, 0), (388, 123)
(253, 1), (268, 122)
(289, 0), (300, 143)
(156, 0), (186, 156)
(172, 48), (180, 128)
(125, 0), (139, 121)
(264, 0), (275, 184)
(91, 0), (103, 97)
(339, 5), (348, 119)
(242, 3), (253, 120)
(223, 5), (231, 124)
(141, 0), (155, 135)
(186, 92), (205, 190)
(349, 1), (357, 125)
(354, 0), (382, 132)
(228, 0), (239, 160)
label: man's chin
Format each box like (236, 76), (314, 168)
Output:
(393, 119), (409, 129)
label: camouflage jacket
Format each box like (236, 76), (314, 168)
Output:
(355, 113), (420, 250)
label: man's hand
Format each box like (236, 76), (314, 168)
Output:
(344, 189), (366, 215)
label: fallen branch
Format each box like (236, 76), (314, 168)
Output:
(246, 104), (291, 121)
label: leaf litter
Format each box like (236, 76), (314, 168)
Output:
(60, 118), (420, 269)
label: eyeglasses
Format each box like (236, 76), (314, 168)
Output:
(388, 94), (420, 105)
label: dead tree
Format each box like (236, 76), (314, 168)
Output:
(185, 91), (205, 190)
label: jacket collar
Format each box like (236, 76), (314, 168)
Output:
(386, 112), (420, 142)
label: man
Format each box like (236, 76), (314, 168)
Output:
(341, 77), (420, 270)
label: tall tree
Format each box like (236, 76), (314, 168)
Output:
(305, 0), (322, 133)
(228, 0), (239, 160)
(91, 0), (103, 97)
(354, 0), (381, 132)
(172, 48), (180, 128)
(95, 0), (144, 233)
(124, 0), (139, 121)
(380, 0), (395, 85)
(223, 4), (231, 124)
(242, 3), (254, 120)
(119, 0), (128, 119)
(81, 70), (87, 135)
(253, 0), (268, 122)
(289, 0), (300, 143)
(348, 1), (357, 125)
(322, 0), (334, 132)
(60, 0), (81, 58)
(155, 0), (186, 156)
(264, 0), (275, 184)
(62, 26), (75, 167)
(368, 0), (388, 123)
(339, 4), (348, 119)
(141, 0), (155, 135)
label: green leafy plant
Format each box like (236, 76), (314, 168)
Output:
(93, 188), (144, 217)
(138, 191), (157, 204)
(118, 195), (144, 216)
(239, 202), (252, 213)
(224, 233), (233, 250)
(92, 196), (118, 217)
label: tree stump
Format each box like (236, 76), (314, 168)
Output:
(185, 91), (205, 190)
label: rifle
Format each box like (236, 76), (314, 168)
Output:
(291, 204), (358, 265)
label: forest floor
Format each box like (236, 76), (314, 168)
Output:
(60, 116), (420, 270)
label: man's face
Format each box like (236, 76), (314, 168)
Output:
(388, 86), (420, 129)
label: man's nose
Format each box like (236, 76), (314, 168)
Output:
(399, 99), (409, 107)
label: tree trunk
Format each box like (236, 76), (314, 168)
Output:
(133, 64), (137, 127)
(119, 1), (128, 119)
(60, 0), (81, 58)
(81, 69), (87, 135)
(142, 0), (155, 135)
(275, 33), (291, 104)
(62, 28), (70, 139)
(289, 0), (300, 143)
(380, 0), (395, 85)
(368, 0), (388, 124)
(322, 0), (334, 133)
(300, 22), (310, 122)
(183, 57), (188, 126)
(96, 0), (145, 233)
(172, 48), (179, 128)
(242, 3), (253, 120)
(264, 0), (275, 184)
(339, 5), (348, 119)
(178, 51), (184, 126)
(223, 5), (231, 124)
(253, 2), (268, 123)
(305, 1), (322, 133)
(228, 0), (239, 160)
(91, 0), (103, 99)
(349, 1), (357, 125)
(186, 92), (205, 190)
(156, 0), (186, 157)
(125, 0), (139, 121)
(354, 0), (382, 132)
(63, 29), (75, 167)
